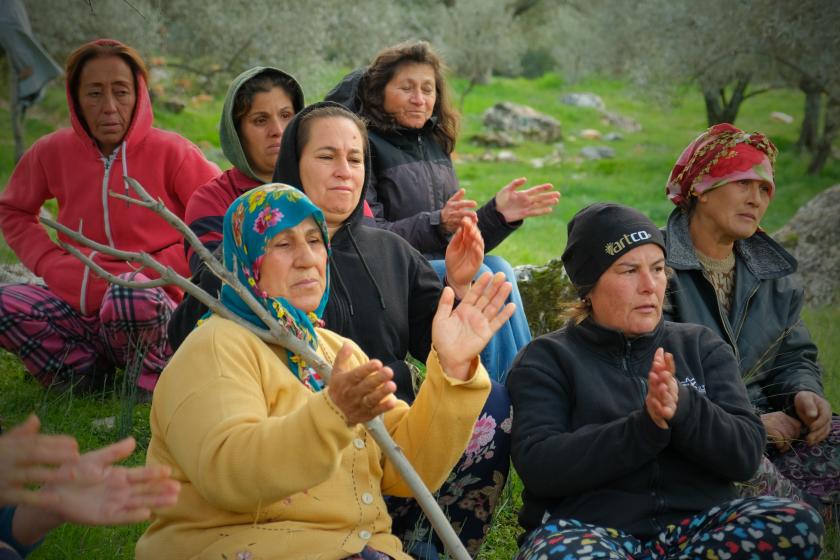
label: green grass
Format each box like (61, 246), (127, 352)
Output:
(1, 71), (838, 558)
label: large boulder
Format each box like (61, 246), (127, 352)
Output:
(482, 102), (562, 143)
(774, 184), (840, 307)
(515, 259), (577, 336)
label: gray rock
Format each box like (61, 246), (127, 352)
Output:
(0, 263), (41, 284)
(600, 110), (642, 133)
(774, 184), (840, 307)
(162, 98), (186, 114)
(515, 259), (578, 336)
(580, 146), (616, 160)
(469, 130), (519, 148)
(604, 132), (624, 142)
(560, 92), (606, 111)
(482, 102), (562, 143)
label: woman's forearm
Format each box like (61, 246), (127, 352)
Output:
(11, 505), (64, 548)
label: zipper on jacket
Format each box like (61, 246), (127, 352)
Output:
(416, 133), (441, 210)
(700, 269), (741, 364)
(622, 339), (647, 406)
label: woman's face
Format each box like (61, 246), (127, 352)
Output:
(693, 179), (771, 243)
(299, 116), (366, 228)
(257, 217), (327, 312)
(240, 87), (295, 181)
(589, 244), (667, 337)
(77, 56), (136, 156)
(382, 62), (436, 129)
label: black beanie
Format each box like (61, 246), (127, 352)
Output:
(561, 203), (665, 298)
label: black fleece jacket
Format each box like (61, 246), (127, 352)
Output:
(326, 70), (520, 259)
(506, 317), (765, 539)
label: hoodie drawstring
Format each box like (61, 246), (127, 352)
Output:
(329, 254), (354, 316)
(121, 140), (130, 205)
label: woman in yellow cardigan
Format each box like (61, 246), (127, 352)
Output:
(136, 184), (514, 560)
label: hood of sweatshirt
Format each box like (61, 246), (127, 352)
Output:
(67, 40), (153, 156)
(220, 66), (304, 182)
(272, 101), (370, 232)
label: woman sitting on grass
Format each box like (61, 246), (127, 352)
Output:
(507, 202), (824, 559)
(137, 184), (513, 559)
(662, 123), (839, 518)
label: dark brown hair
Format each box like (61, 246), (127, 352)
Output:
(297, 105), (368, 156)
(358, 40), (459, 154)
(233, 71), (302, 135)
(65, 39), (148, 114)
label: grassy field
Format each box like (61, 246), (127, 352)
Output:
(0, 71), (838, 558)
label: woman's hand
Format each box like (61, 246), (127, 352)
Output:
(793, 391), (831, 446)
(432, 271), (516, 381)
(44, 437), (180, 525)
(440, 189), (478, 234)
(444, 217), (485, 299)
(645, 348), (678, 429)
(761, 411), (803, 452)
(329, 344), (397, 426)
(494, 177), (560, 224)
(0, 415), (79, 507)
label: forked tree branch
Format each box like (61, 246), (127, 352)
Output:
(40, 177), (472, 560)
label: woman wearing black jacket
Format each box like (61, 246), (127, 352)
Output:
(506, 203), (823, 559)
(326, 40), (561, 382)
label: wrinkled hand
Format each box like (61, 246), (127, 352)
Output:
(328, 344), (397, 426)
(0, 415), (79, 507)
(440, 189), (478, 234)
(432, 271), (516, 381)
(793, 391), (831, 446)
(761, 411), (803, 452)
(46, 437), (180, 525)
(444, 217), (485, 299)
(645, 348), (678, 430)
(494, 177), (560, 224)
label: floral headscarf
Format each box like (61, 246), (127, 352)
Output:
(220, 183), (331, 391)
(666, 123), (778, 207)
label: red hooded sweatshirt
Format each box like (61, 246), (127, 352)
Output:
(0, 61), (220, 315)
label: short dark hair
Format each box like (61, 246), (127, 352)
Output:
(358, 40), (459, 154)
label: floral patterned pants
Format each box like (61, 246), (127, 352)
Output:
(386, 380), (512, 558)
(516, 497), (824, 560)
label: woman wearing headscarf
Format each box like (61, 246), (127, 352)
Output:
(0, 38), (219, 393)
(137, 183), (511, 559)
(506, 202), (824, 560)
(326, 40), (561, 381)
(662, 123), (839, 516)
(181, 66), (305, 274)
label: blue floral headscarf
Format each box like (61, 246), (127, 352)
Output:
(220, 183), (331, 391)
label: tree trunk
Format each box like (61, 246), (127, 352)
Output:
(702, 77), (750, 126)
(796, 76), (823, 154)
(807, 99), (839, 175)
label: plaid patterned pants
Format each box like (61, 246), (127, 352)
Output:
(0, 274), (174, 392)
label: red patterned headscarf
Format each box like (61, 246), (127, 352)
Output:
(666, 123), (778, 207)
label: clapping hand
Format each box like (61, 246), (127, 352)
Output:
(432, 271), (516, 381)
(328, 343), (397, 426)
(761, 411), (803, 452)
(444, 217), (484, 299)
(440, 189), (478, 233)
(494, 177), (560, 224)
(645, 348), (678, 429)
(0, 415), (79, 508)
(45, 437), (180, 525)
